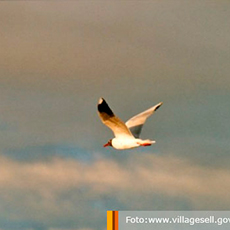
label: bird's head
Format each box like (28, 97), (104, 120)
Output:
(104, 139), (112, 147)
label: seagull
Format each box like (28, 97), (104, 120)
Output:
(97, 98), (163, 150)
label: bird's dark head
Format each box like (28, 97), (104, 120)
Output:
(104, 139), (112, 147)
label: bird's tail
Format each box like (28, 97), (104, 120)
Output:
(138, 139), (156, 146)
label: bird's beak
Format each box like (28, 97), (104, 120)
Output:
(103, 142), (110, 147)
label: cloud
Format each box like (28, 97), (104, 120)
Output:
(0, 142), (229, 230)
(0, 152), (230, 226)
(1, 153), (230, 202)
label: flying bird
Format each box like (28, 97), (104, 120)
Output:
(97, 98), (163, 150)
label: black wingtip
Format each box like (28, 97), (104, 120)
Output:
(97, 98), (114, 116)
(155, 102), (163, 111)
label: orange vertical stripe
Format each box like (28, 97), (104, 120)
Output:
(114, 211), (119, 230)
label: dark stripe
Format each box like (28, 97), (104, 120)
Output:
(155, 103), (162, 111)
(98, 98), (114, 116)
(113, 211), (115, 230)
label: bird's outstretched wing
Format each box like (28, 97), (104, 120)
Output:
(125, 102), (163, 138)
(97, 98), (134, 138)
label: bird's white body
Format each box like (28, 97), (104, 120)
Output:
(111, 137), (155, 150)
(97, 98), (162, 150)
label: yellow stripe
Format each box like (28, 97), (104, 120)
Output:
(107, 211), (113, 230)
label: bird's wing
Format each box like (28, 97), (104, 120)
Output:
(97, 98), (134, 138)
(125, 102), (163, 138)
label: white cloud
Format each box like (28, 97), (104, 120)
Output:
(0, 149), (229, 229)
(0, 153), (230, 211)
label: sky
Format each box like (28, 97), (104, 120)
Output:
(0, 1), (230, 230)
